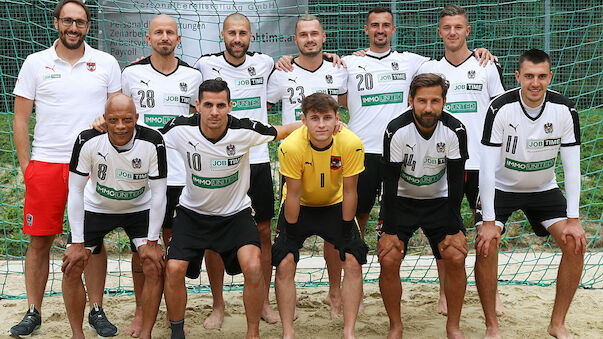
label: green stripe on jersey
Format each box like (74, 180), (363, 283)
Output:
(232, 97), (261, 111)
(504, 157), (556, 172)
(144, 114), (178, 127)
(360, 92), (404, 106)
(192, 172), (239, 189)
(400, 168), (446, 186)
(445, 101), (478, 113)
(96, 183), (145, 200)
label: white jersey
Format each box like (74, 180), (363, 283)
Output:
(383, 108), (468, 199)
(482, 88), (580, 193)
(160, 115), (277, 216)
(193, 52), (274, 164)
(419, 56), (505, 169)
(121, 56), (202, 186)
(266, 58), (348, 125)
(69, 125), (167, 213)
(13, 40), (121, 163)
(342, 51), (429, 154)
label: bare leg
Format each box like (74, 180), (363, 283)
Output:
(547, 221), (584, 339)
(84, 244), (107, 310)
(62, 256), (87, 339)
(204, 250), (225, 329)
(237, 245), (265, 339)
(379, 247), (404, 339)
(342, 254), (362, 339)
(257, 220), (279, 323)
(164, 259), (188, 322)
(275, 253), (297, 339)
(436, 258), (448, 315)
(475, 238), (501, 339)
(324, 241), (343, 317)
(440, 246), (467, 339)
(138, 254), (164, 339)
(24, 235), (55, 313)
(124, 253), (144, 337)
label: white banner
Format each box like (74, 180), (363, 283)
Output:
(98, 0), (308, 66)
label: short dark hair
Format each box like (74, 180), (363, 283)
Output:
(367, 6), (393, 23)
(439, 4), (467, 21)
(54, 0), (91, 22)
(301, 93), (339, 115)
(518, 49), (551, 70)
(409, 73), (449, 99)
(198, 79), (231, 102)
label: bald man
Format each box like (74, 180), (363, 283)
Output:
(121, 14), (201, 336)
(63, 94), (168, 339)
(193, 13), (280, 327)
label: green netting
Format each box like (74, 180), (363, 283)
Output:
(0, 0), (602, 299)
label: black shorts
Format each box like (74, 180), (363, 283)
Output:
(248, 162), (275, 222)
(475, 188), (567, 236)
(464, 170), (479, 210)
(380, 197), (464, 259)
(67, 210), (149, 254)
(357, 153), (382, 214)
(271, 203), (368, 267)
(162, 185), (184, 229)
(167, 206), (261, 275)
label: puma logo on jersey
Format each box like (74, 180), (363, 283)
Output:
(406, 144), (415, 151)
(455, 126), (465, 132)
(140, 79), (150, 87)
(212, 67), (221, 74)
(77, 135), (83, 144)
(288, 78), (297, 84)
(45, 65), (56, 72)
(188, 141), (199, 150)
(304, 161), (312, 166)
(358, 65), (367, 72)
(355, 148), (362, 152)
(97, 152), (107, 161)
(509, 123), (518, 132)
(252, 121), (258, 129)
(385, 129), (393, 138)
(280, 148), (287, 157)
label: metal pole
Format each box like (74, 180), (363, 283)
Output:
(544, 0), (551, 53)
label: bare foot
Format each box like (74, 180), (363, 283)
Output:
(324, 294), (342, 317)
(386, 325), (403, 339)
(484, 327), (502, 339)
(124, 307), (143, 337)
(495, 292), (506, 316)
(260, 302), (280, 324)
(437, 295), (448, 316)
(547, 323), (574, 339)
(204, 306), (225, 329)
(446, 326), (464, 339)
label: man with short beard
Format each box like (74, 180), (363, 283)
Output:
(120, 14), (202, 337)
(193, 13), (280, 328)
(11, 0), (121, 337)
(265, 14), (349, 317)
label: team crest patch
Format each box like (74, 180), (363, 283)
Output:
(180, 82), (188, 92)
(544, 122), (553, 134)
(330, 156), (342, 170)
(86, 62), (96, 72)
(391, 61), (399, 70)
(248, 66), (256, 76)
(436, 142), (446, 153)
(325, 74), (333, 84)
(226, 144), (236, 156)
(26, 213), (33, 226)
(132, 158), (142, 169)
(467, 70), (476, 79)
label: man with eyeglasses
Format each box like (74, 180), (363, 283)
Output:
(11, 0), (121, 337)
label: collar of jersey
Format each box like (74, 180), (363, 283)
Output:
(411, 109), (438, 141)
(310, 138), (333, 151)
(199, 115), (231, 144)
(49, 39), (92, 64)
(442, 52), (474, 68)
(292, 58), (325, 73)
(221, 52), (249, 68)
(366, 49), (392, 60)
(518, 88), (548, 121)
(147, 56), (183, 76)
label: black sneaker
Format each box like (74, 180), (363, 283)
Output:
(9, 304), (41, 338)
(88, 303), (118, 338)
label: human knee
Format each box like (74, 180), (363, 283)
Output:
(142, 260), (163, 281)
(342, 254), (362, 276)
(442, 249), (466, 268)
(241, 257), (263, 280)
(257, 222), (271, 241)
(276, 254), (296, 279)
(28, 235), (54, 252)
(380, 252), (403, 273)
(63, 264), (85, 282)
(165, 261), (187, 281)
